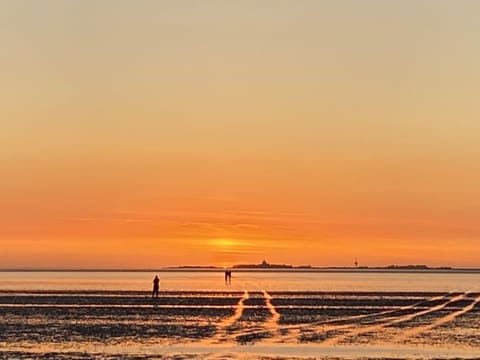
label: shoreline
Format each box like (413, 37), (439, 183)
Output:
(2, 268), (480, 273)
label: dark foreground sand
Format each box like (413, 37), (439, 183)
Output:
(1, 291), (479, 359)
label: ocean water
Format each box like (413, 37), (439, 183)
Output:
(1, 269), (480, 292)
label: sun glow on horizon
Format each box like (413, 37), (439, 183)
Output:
(209, 238), (240, 252)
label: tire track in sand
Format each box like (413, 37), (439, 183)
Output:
(273, 293), (452, 343)
(269, 293), (447, 343)
(262, 290), (280, 333)
(396, 295), (480, 342)
(301, 293), (450, 328)
(217, 290), (281, 344)
(220, 290), (249, 328)
(225, 293), (452, 343)
(320, 292), (467, 346)
(209, 291), (249, 343)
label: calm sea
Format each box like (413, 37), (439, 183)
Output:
(1, 270), (479, 292)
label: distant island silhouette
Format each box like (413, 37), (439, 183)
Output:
(233, 259), (293, 269)
(172, 260), (453, 271)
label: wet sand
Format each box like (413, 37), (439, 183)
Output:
(1, 290), (479, 359)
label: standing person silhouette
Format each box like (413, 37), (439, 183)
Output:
(152, 275), (160, 298)
(224, 270), (232, 284)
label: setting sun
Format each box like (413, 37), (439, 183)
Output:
(209, 238), (239, 253)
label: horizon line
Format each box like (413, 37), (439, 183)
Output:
(1, 266), (480, 273)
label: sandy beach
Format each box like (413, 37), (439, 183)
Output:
(1, 290), (479, 359)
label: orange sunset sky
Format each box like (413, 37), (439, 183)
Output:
(1, 1), (480, 268)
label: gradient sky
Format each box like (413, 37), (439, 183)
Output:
(1, 1), (480, 268)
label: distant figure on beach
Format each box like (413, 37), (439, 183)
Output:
(224, 270), (232, 284)
(152, 275), (160, 298)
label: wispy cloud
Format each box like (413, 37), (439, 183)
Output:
(59, 216), (153, 224)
